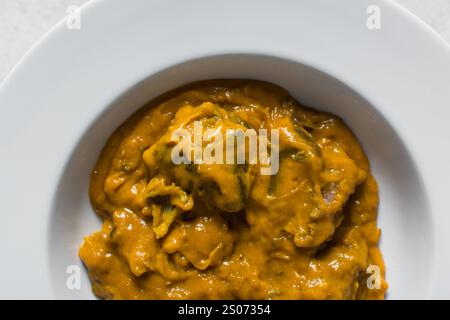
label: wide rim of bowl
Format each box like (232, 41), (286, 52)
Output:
(0, 0), (449, 299)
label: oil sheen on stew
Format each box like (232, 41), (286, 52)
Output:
(79, 80), (387, 299)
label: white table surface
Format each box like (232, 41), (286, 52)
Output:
(0, 0), (449, 84)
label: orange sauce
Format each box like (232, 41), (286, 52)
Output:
(79, 80), (387, 299)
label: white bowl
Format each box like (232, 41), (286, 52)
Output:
(0, 0), (449, 299)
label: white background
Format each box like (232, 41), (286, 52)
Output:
(0, 0), (449, 83)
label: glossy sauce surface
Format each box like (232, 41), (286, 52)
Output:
(79, 80), (387, 299)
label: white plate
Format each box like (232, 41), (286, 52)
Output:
(0, 0), (449, 299)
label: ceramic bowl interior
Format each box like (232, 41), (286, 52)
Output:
(49, 54), (432, 299)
